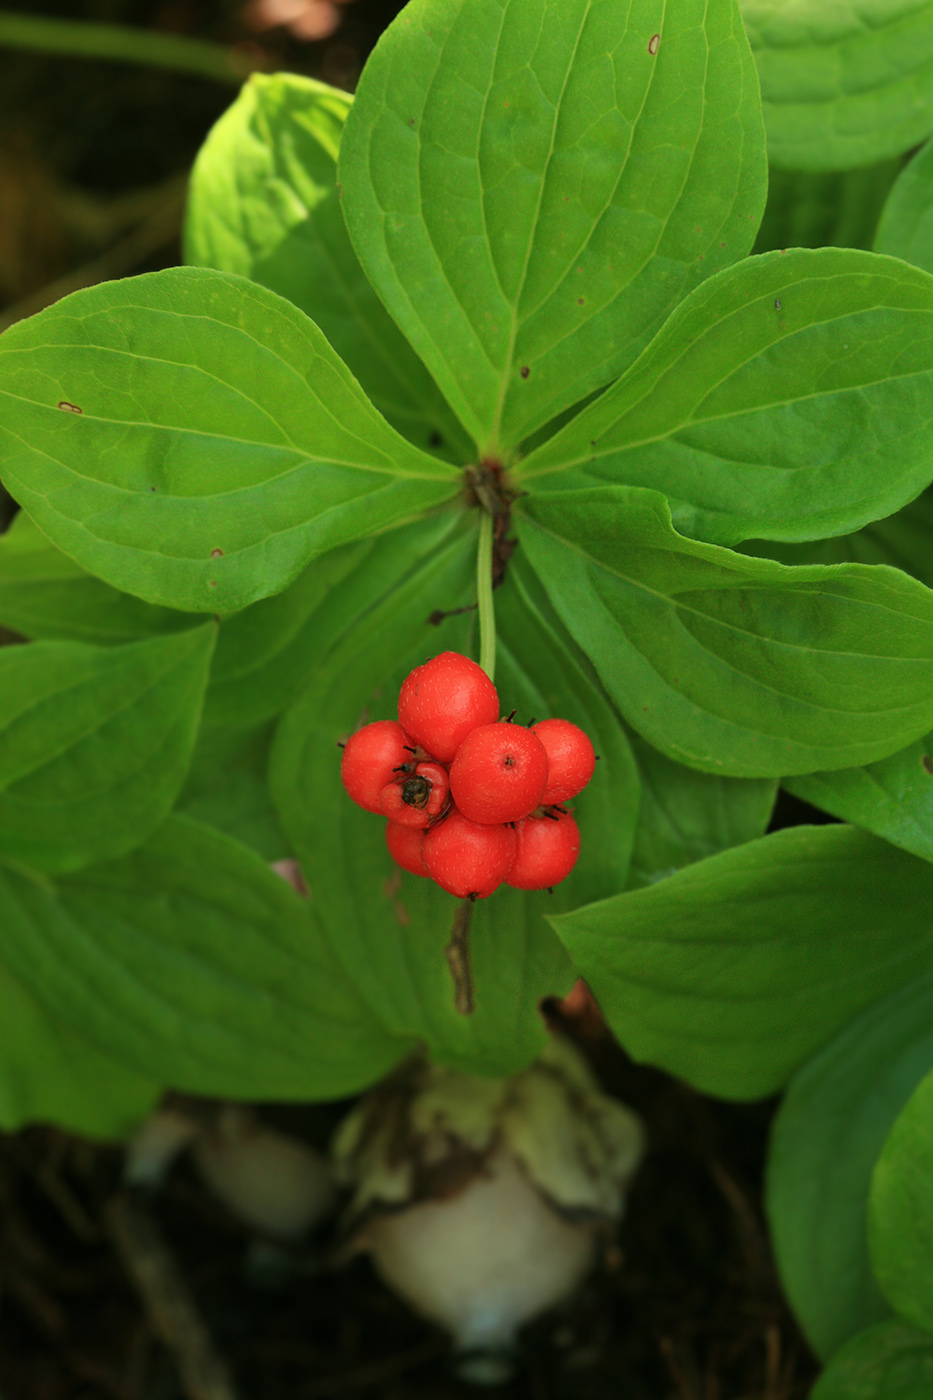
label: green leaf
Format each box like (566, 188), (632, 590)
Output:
(0, 626), (215, 875)
(0, 959), (159, 1137)
(875, 138), (933, 275)
(0, 510), (196, 643)
(517, 486), (933, 778)
(785, 735), (933, 866)
(551, 826), (933, 1100)
(177, 721), (291, 861)
(740, 487), (933, 590)
(0, 512), (471, 733)
(754, 160), (903, 255)
(519, 249), (933, 548)
(339, 0), (767, 454)
(0, 267), (459, 613)
(184, 73), (471, 461)
(270, 529), (635, 1078)
(743, 0), (933, 172)
(625, 726), (776, 888)
(812, 1322), (933, 1400)
(0, 815), (401, 1100)
(869, 1068), (933, 1332)
(202, 537), (379, 727)
(767, 970), (933, 1359)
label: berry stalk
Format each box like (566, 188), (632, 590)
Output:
(476, 508), (496, 684)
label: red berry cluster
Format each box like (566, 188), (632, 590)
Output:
(339, 652), (596, 901)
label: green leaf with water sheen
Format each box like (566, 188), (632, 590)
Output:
(875, 138), (933, 274)
(519, 249), (933, 547)
(270, 533), (636, 1078)
(785, 734), (933, 865)
(0, 815), (400, 1100)
(184, 73), (470, 461)
(0, 267), (459, 613)
(743, 0), (933, 172)
(0, 959), (159, 1137)
(517, 486), (933, 778)
(0, 626), (215, 876)
(551, 826), (933, 1100)
(625, 726), (776, 888)
(869, 1068), (933, 1333)
(754, 160), (903, 255)
(339, 0), (767, 454)
(767, 971), (933, 1359)
(812, 1322), (933, 1400)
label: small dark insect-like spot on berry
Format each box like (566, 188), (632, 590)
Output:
(210, 547), (223, 559)
(151, 486), (156, 492)
(402, 776), (431, 809)
(57, 401), (82, 413)
(520, 366), (530, 379)
(922, 754), (933, 775)
(648, 33), (660, 55)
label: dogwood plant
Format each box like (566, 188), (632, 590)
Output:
(3, 1), (933, 1389)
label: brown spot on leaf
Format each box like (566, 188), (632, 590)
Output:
(520, 366), (530, 379)
(648, 33), (660, 55)
(57, 400), (82, 413)
(210, 547), (223, 559)
(209, 580), (218, 588)
(922, 754), (933, 776)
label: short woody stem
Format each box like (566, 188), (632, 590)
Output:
(445, 901), (474, 1015)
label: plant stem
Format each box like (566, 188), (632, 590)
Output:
(476, 508), (496, 684)
(0, 11), (253, 84)
(445, 902), (474, 1016)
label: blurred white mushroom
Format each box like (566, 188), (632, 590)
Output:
(332, 1035), (646, 1383)
(126, 1098), (336, 1244)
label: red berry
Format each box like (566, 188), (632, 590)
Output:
(449, 722), (549, 824)
(422, 806), (516, 899)
(506, 811), (580, 890)
(532, 719), (596, 803)
(398, 652), (499, 763)
(385, 820), (429, 877)
(341, 720), (416, 814)
(380, 761), (451, 828)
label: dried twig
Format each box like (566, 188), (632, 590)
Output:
(104, 1191), (239, 1400)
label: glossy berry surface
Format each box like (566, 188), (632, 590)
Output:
(341, 720), (416, 815)
(422, 806), (517, 899)
(449, 722), (549, 824)
(532, 719), (596, 803)
(380, 761), (450, 828)
(385, 820), (428, 877)
(506, 811), (580, 890)
(398, 652), (499, 763)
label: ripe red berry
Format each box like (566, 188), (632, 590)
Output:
(380, 761), (451, 828)
(398, 652), (499, 763)
(341, 720), (416, 814)
(532, 719), (596, 803)
(385, 820), (429, 877)
(449, 722), (549, 824)
(506, 810), (580, 890)
(422, 806), (517, 899)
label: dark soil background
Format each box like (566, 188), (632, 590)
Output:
(0, 6), (826, 1397)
